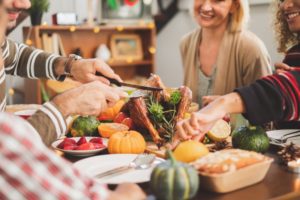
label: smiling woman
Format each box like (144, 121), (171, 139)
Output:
(180, 0), (271, 109)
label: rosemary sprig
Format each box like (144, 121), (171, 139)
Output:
(146, 95), (178, 142)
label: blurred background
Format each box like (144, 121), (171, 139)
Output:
(7, 0), (280, 104)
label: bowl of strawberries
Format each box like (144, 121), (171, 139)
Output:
(52, 136), (108, 157)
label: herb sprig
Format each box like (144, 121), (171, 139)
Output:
(146, 90), (182, 143)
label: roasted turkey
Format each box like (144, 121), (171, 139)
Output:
(122, 74), (192, 147)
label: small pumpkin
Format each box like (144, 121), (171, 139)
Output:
(150, 150), (199, 200)
(232, 125), (270, 153)
(108, 130), (146, 154)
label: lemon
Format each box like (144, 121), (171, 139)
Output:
(173, 140), (209, 163)
(207, 119), (231, 142)
(184, 112), (191, 119)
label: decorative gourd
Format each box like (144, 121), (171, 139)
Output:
(232, 125), (270, 153)
(108, 130), (146, 154)
(150, 150), (199, 200)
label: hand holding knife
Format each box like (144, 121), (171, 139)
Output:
(95, 72), (163, 91)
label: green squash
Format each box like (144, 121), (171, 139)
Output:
(70, 116), (100, 137)
(150, 150), (199, 200)
(232, 126), (270, 153)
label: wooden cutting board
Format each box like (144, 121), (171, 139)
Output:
(145, 142), (167, 158)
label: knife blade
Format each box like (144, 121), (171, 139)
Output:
(95, 72), (163, 91)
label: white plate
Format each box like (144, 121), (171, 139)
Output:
(267, 129), (300, 146)
(52, 137), (108, 157)
(73, 154), (164, 184)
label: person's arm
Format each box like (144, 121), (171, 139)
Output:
(2, 39), (121, 83)
(0, 112), (145, 200)
(236, 69), (300, 124)
(174, 70), (300, 144)
(3, 39), (61, 79)
(27, 81), (127, 146)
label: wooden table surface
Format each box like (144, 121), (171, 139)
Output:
(65, 146), (300, 200)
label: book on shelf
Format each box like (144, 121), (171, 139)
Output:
(41, 33), (66, 56)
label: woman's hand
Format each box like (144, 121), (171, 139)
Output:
(274, 62), (292, 74)
(171, 93), (245, 148)
(202, 95), (220, 107)
(70, 58), (122, 84)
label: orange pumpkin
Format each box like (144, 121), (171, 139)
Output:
(99, 99), (125, 120)
(108, 131), (146, 154)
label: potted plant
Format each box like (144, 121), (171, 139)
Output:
(28, 0), (50, 26)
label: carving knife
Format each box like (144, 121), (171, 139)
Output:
(95, 72), (163, 91)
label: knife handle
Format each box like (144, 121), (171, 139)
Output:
(95, 71), (121, 87)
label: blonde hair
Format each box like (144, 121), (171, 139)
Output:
(229, 0), (250, 32)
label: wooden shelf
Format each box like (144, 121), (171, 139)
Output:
(23, 25), (156, 104)
(109, 60), (152, 67)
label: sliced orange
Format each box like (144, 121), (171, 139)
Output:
(100, 99), (125, 120)
(98, 123), (129, 138)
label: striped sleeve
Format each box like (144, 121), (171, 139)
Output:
(2, 39), (61, 80)
(0, 65), (6, 112)
(235, 69), (300, 125)
(0, 113), (108, 200)
(27, 102), (67, 146)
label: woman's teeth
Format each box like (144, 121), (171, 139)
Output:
(287, 12), (300, 20)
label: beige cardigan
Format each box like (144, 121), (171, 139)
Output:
(180, 28), (272, 102)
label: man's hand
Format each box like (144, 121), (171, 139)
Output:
(71, 58), (122, 84)
(51, 81), (127, 117)
(108, 183), (146, 200)
(274, 62), (292, 74)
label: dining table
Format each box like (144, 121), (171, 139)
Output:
(62, 145), (300, 200)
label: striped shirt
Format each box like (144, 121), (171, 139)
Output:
(0, 112), (108, 200)
(1, 39), (66, 146)
(235, 69), (300, 125)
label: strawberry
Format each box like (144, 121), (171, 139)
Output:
(121, 118), (134, 130)
(58, 138), (76, 149)
(76, 142), (95, 150)
(93, 143), (106, 149)
(113, 112), (128, 123)
(63, 144), (77, 150)
(77, 136), (87, 145)
(89, 137), (103, 144)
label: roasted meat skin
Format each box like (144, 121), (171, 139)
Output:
(127, 97), (164, 146)
(174, 86), (192, 123)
